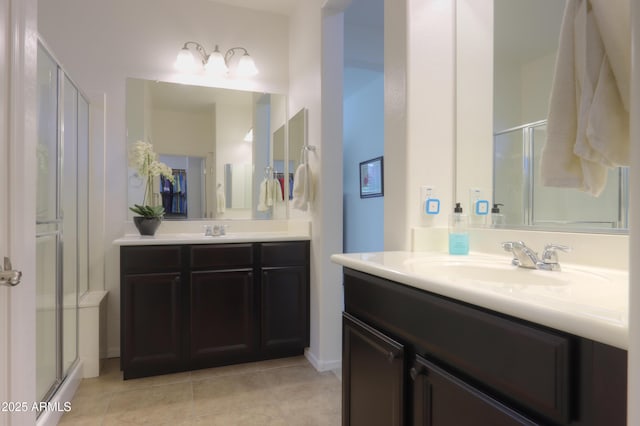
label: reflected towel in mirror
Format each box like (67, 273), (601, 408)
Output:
(292, 164), (314, 211)
(541, 0), (630, 196)
(258, 178), (283, 212)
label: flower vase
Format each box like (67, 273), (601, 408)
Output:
(133, 216), (162, 236)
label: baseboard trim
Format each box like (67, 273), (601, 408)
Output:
(304, 348), (341, 372)
(107, 347), (120, 359)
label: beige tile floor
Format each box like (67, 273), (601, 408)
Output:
(58, 356), (341, 426)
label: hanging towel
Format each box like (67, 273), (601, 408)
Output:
(257, 178), (269, 211)
(292, 164), (314, 211)
(216, 185), (226, 214)
(272, 178), (283, 204)
(540, 0), (630, 196)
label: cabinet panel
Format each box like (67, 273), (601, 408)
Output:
(412, 355), (536, 426)
(261, 266), (309, 353)
(190, 269), (256, 366)
(121, 245), (182, 274)
(343, 313), (404, 426)
(190, 244), (253, 269)
(122, 272), (183, 379)
(260, 241), (309, 266)
(344, 269), (570, 424)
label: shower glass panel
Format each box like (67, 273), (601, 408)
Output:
(531, 126), (622, 228)
(36, 45), (60, 402)
(494, 120), (628, 229)
(36, 41), (86, 407)
(62, 76), (79, 374)
(493, 129), (525, 227)
(78, 95), (90, 296)
(35, 234), (58, 402)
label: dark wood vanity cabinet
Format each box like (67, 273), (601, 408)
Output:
(261, 242), (310, 356)
(120, 245), (185, 379)
(342, 268), (627, 426)
(120, 241), (309, 379)
(343, 313), (405, 426)
(411, 355), (537, 426)
(189, 244), (257, 369)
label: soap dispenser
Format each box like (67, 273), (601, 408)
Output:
(448, 202), (469, 255)
(491, 203), (505, 227)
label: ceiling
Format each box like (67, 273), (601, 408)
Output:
(205, 0), (301, 15)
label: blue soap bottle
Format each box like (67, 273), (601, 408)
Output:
(449, 202), (469, 255)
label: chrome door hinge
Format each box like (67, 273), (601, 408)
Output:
(0, 257), (22, 286)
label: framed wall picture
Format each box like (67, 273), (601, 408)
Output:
(359, 156), (384, 198)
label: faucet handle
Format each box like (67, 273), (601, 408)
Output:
(541, 243), (571, 264)
(501, 241), (521, 266)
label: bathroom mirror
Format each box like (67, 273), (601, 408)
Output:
(126, 78), (286, 220)
(456, 0), (629, 232)
(288, 108), (308, 195)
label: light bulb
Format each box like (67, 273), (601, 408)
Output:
(205, 49), (229, 75)
(235, 53), (259, 77)
(175, 47), (197, 72)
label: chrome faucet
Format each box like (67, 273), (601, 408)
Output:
(204, 224), (228, 237)
(502, 241), (571, 271)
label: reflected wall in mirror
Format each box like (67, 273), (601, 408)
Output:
(288, 108), (308, 199)
(126, 78), (286, 220)
(456, 0), (629, 232)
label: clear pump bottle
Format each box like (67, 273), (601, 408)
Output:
(448, 202), (469, 255)
(491, 203), (505, 227)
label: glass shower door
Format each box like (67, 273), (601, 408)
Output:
(36, 41), (84, 405)
(36, 43), (61, 402)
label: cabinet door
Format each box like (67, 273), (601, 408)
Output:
(412, 355), (537, 426)
(190, 269), (256, 367)
(122, 272), (183, 379)
(343, 313), (405, 426)
(261, 266), (309, 355)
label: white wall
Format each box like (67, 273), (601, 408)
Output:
(38, 0), (289, 357)
(153, 109), (214, 158)
(343, 69), (384, 252)
(288, 0), (344, 370)
(216, 103), (253, 184)
(403, 0), (457, 238)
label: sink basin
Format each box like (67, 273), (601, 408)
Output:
(403, 256), (610, 288)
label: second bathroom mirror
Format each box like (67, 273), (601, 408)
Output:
(456, 0), (628, 232)
(126, 78), (286, 220)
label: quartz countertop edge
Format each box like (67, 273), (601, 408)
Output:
(331, 251), (628, 350)
(114, 232), (311, 246)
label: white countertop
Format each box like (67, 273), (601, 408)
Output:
(114, 232), (310, 246)
(331, 251), (629, 350)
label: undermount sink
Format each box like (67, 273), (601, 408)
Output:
(403, 256), (611, 288)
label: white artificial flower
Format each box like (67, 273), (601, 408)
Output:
(128, 140), (174, 206)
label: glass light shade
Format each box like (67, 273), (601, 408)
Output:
(204, 50), (228, 75)
(235, 54), (259, 77)
(175, 48), (197, 72)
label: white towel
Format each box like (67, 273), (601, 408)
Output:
(216, 187), (226, 214)
(257, 178), (283, 212)
(540, 0), (630, 196)
(292, 164), (313, 211)
(257, 179), (269, 211)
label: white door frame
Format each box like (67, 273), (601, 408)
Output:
(0, 0), (38, 424)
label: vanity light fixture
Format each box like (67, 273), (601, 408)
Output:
(175, 41), (259, 77)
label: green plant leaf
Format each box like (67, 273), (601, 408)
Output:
(129, 204), (165, 218)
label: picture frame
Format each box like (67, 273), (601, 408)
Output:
(359, 156), (384, 198)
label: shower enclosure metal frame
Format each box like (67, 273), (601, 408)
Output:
(37, 39), (90, 407)
(493, 119), (629, 230)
